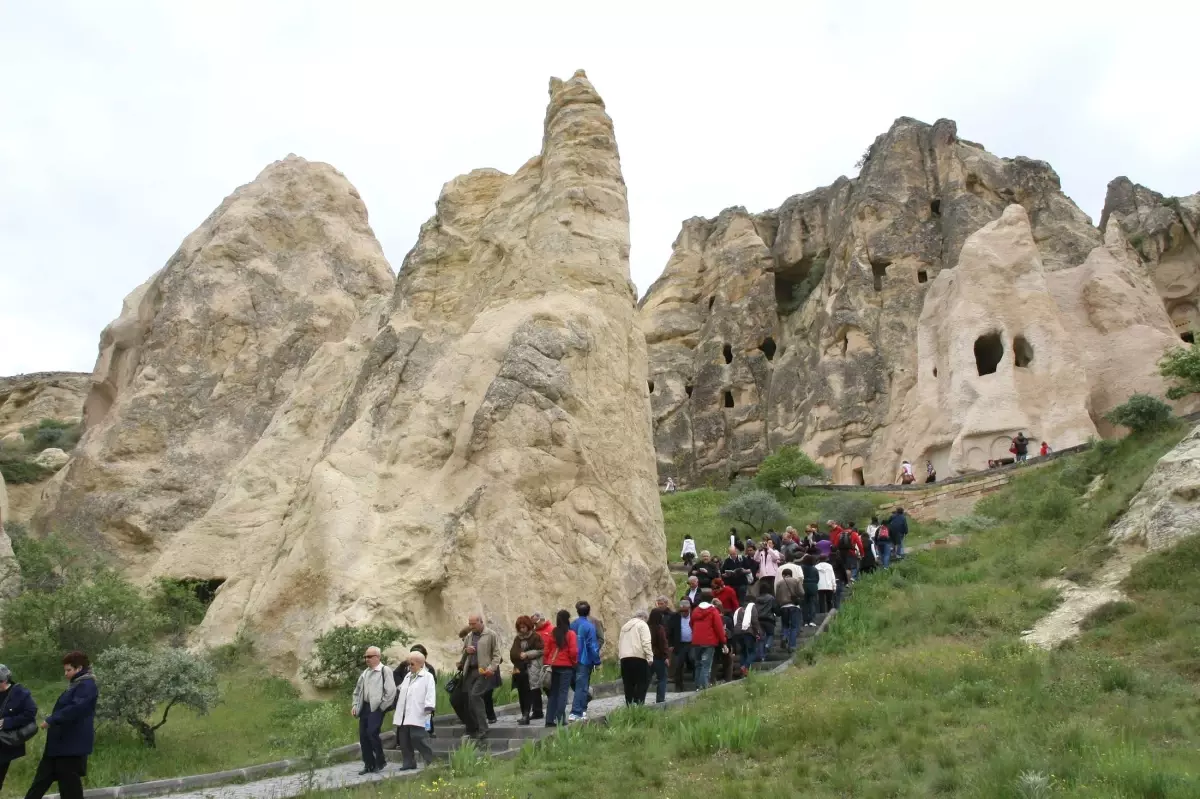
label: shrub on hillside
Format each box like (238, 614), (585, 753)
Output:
(302, 624), (410, 688)
(0, 459), (54, 485)
(755, 446), (826, 496)
(1159, 343), (1200, 399)
(150, 578), (210, 640)
(718, 489), (786, 535)
(95, 646), (220, 747)
(946, 514), (998, 536)
(816, 495), (875, 527)
(19, 419), (81, 454)
(286, 702), (343, 788)
(1103, 394), (1174, 434)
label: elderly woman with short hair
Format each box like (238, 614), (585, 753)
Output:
(617, 609), (654, 705)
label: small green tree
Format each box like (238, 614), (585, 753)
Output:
(150, 578), (209, 640)
(286, 703), (343, 791)
(719, 489), (786, 535)
(755, 446), (826, 496)
(95, 646), (220, 747)
(302, 624), (410, 688)
(1104, 393), (1174, 433)
(1159, 345), (1200, 400)
(816, 495), (876, 527)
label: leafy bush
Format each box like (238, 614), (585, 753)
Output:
(95, 646), (220, 747)
(0, 459), (54, 484)
(10, 534), (80, 592)
(1159, 344), (1200, 400)
(285, 702), (343, 789)
(946, 514), (998, 536)
(150, 579), (209, 640)
(18, 419), (81, 454)
(718, 489), (786, 535)
(448, 738), (489, 778)
(778, 259), (827, 315)
(816, 495), (875, 527)
(302, 624), (410, 688)
(755, 445), (826, 496)
(1104, 393), (1174, 433)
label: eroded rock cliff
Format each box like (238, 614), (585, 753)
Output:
(0, 373), (89, 437)
(143, 71), (669, 672)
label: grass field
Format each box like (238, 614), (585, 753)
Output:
(334, 424), (1200, 798)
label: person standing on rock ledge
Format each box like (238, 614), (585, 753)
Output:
(351, 646), (396, 775)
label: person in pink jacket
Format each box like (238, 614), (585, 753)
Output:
(754, 539), (783, 595)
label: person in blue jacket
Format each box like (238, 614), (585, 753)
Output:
(0, 665), (38, 790)
(568, 602), (602, 722)
(25, 651), (98, 799)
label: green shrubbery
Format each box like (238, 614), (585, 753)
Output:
(718, 489), (786, 535)
(1103, 393), (1175, 433)
(301, 624), (410, 688)
(150, 578), (210, 641)
(0, 418), (82, 484)
(95, 646), (220, 747)
(816, 495), (876, 527)
(755, 445), (825, 495)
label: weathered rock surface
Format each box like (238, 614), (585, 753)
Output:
(31, 447), (69, 471)
(145, 71), (669, 673)
(1100, 178), (1200, 340)
(0, 472), (17, 594)
(0, 373), (89, 437)
(35, 156), (395, 569)
(642, 117), (1191, 485)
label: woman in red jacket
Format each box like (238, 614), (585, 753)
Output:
(710, 577), (740, 612)
(689, 600), (726, 690)
(542, 610), (578, 727)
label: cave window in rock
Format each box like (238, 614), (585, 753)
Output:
(1183, 331), (1195, 344)
(723, 343), (734, 364)
(852, 467), (865, 486)
(708, 296), (715, 311)
(871, 258), (890, 292)
(974, 331), (1004, 376)
(930, 199), (941, 217)
(758, 337), (777, 361)
(1013, 335), (1034, 368)
(685, 384), (694, 398)
(917, 269), (928, 284)
(723, 390), (735, 408)
(648, 381), (655, 395)
(933, 366), (938, 378)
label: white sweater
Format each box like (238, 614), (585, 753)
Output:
(393, 667), (437, 728)
(816, 562), (836, 591)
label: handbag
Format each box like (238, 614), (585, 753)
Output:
(444, 670), (463, 695)
(0, 689), (37, 747)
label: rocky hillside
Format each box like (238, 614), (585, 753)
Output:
(0, 372), (89, 437)
(640, 118), (1196, 487)
(35, 71), (669, 674)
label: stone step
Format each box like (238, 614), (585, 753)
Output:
(433, 723), (546, 740)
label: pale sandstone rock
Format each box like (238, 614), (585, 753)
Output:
(0, 433), (22, 451)
(31, 447), (69, 471)
(0, 472), (17, 595)
(35, 156), (395, 569)
(147, 71), (670, 675)
(0, 373), (89, 437)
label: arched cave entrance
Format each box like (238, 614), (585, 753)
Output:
(917, 269), (928, 284)
(974, 332), (1004, 376)
(1013, 335), (1034, 368)
(852, 467), (865, 486)
(723, 390), (735, 408)
(871, 258), (890, 292)
(685, 384), (694, 398)
(1183, 332), (1195, 344)
(648, 381), (655, 394)
(759, 337), (777, 361)
(722, 344), (734, 364)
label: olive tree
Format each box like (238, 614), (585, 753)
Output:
(719, 489), (786, 535)
(755, 445), (826, 496)
(95, 646), (219, 747)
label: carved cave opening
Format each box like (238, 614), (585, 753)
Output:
(933, 366), (938, 378)
(1183, 332), (1195, 344)
(1013, 335), (1034, 368)
(852, 467), (865, 486)
(870, 258), (890, 291)
(708, 296), (715, 311)
(930, 199), (941, 217)
(759, 337), (777, 360)
(161, 577), (225, 607)
(685, 384), (694, 398)
(917, 269), (928, 284)
(723, 390), (735, 408)
(648, 381), (655, 394)
(974, 332), (1004, 376)
(723, 343), (734, 364)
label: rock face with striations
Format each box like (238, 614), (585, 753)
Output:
(34, 157), (396, 570)
(0, 373), (90, 437)
(144, 71), (669, 673)
(641, 117), (1188, 485)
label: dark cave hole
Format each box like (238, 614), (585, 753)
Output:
(759, 337), (777, 361)
(723, 343), (734, 364)
(974, 331), (1004, 376)
(871, 259), (890, 292)
(1013, 335), (1034, 368)
(918, 269), (928, 284)
(723, 390), (735, 408)
(685, 384), (694, 398)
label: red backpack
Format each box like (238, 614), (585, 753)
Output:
(877, 525), (890, 540)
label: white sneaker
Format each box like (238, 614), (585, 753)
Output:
(567, 714), (579, 722)
(581, 712), (588, 720)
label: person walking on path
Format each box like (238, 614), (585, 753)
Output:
(543, 610), (578, 728)
(689, 551), (721, 589)
(887, 507), (910, 560)
(731, 601), (761, 676)
(0, 665), (36, 791)
(1012, 433), (1030, 463)
(710, 577), (739, 613)
(568, 602), (601, 722)
(681, 576), (701, 607)
(647, 608), (671, 703)
(23, 652), (97, 799)
(752, 587), (777, 662)
(667, 599), (695, 692)
(452, 614), (501, 740)
(816, 556), (836, 613)
(1040, 441), (1052, 458)
(680, 534), (697, 567)
(774, 566), (803, 651)
(509, 616), (544, 726)
(721, 546), (755, 605)
(618, 609), (654, 705)
(351, 646), (396, 775)
(689, 599), (726, 690)
(874, 519), (893, 568)
(392, 652), (436, 771)
(799, 555), (821, 627)
(754, 540), (782, 596)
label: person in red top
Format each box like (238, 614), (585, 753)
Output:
(689, 599), (727, 690)
(831, 526), (864, 558)
(542, 610), (578, 727)
(710, 577), (740, 612)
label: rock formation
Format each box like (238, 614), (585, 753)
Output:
(34, 156), (396, 570)
(0, 372), (89, 437)
(139, 71), (668, 672)
(641, 117), (1192, 485)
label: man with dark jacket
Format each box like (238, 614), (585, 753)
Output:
(1013, 432), (1030, 463)
(666, 600), (695, 691)
(0, 665), (36, 790)
(888, 508), (910, 559)
(688, 552), (721, 589)
(25, 651), (97, 799)
(721, 546), (756, 604)
(680, 575), (702, 607)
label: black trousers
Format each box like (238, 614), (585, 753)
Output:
(514, 670), (540, 718)
(620, 657), (650, 705)
(357, 703), (385, 771)
(24, 755), (87, 799)
(671, 643), (694, 691)
(396, 726), (434, 769)
(450, 669), (491, 734)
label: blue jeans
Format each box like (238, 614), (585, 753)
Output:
(546, 666), (572, 726)
(878, 539), (892, 567)
(895, 534), (906, 558)
(756, 633), (774, 661)
(737, 633), (756, 672)
(695, 646), (715, 689)
(781, 606), (801, 648)
(570, 663), (592, 716)
(802, 589), (819, 625)
(652, 656), (668, 702)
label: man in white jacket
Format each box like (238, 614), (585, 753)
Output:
(393, 652), (437, 771)
(351, 646), (397, 775)
(617, 609), (654, 706)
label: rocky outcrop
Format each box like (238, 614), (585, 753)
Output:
(35, 156), (396, 569)
(0, 373), (89, 437)
(1100, 178), (1200, 341)
(642, 117), (1190, 485)
(144, 71), (669, 673)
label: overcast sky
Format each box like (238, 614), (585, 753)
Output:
(2, 0), (1198, 376)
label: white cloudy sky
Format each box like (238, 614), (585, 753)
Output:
(2, 0), (1198, 376)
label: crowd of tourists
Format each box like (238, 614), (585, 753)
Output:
(351, 508), (911, 774)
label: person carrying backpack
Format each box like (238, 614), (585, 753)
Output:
(875, 521), (893, 567)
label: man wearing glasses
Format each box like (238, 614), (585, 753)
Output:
(351, 646), (397, 774)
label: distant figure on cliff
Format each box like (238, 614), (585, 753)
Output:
(1040, 441), (1052, 457)
(925, 460), (936, 483)
(665, 477), (676, 493)
(898, 460), (916, 484)
(1012, 432), (1030, 463)
(680, 534), (697, 567)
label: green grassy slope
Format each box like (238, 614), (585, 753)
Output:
(360, 425), (1200, 798)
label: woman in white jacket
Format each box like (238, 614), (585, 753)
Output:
(393, 652), (437, 771)
(617, 609), (654, 706)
